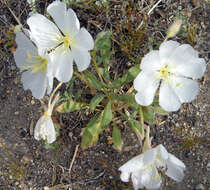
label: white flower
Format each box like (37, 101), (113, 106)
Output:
(27, 0), (94, 83)
(34, 113), (56, 144)
(34, 93), (59, 144)
(134, 40), (206, 112)
(14, 30), (53, 99)
(119, 144), (186, 190)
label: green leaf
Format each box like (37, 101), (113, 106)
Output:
(120, 112), (143, 134)
(101, 101), (112, 129)
(74, 89), (83, 101)
(94, 31), (111, 81)
(110, 64), (141, 88)
(125, 64), (141, 83)
(56, 99), (87, 113)
(153, 106), (169, 115)
(90, 93), (105, 112)
(44, 141), (59, 150)
(81, 114), (103, 149)
(142, 106), (155, 125)
(127, 118), (143, 134)
(94, 31), (111, 52)
(81, 101), (112, 149)
(110, 75), (127, 88)
(84, 70), (106, 91)
(112, 124), (123, 152)
(110, 93), (135, 105)
(152, 97), (159, 106)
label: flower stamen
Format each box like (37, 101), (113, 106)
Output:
(21, 52), (48, 73)
(60, 34), (74, 50)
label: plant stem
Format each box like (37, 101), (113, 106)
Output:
(3, 0), (22, 26)
(93, 58), (104, 82)
(48, 82), (62, 108)
(139, 106), (145, 138)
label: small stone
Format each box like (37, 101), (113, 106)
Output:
(195, 184), (205, 190)
(31, 99), (35, 105)
(21, 155), (33, 164)
(14, 78), (19, 85)
(14, 111), (19, 115)
(15, 181), (19, 186)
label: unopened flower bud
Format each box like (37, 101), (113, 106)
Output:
(166, 19), (182, 39)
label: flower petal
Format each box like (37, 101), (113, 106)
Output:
(159, 40), (180, 62)
(72, 47), (91, 72)
(156, 144), (169, 160)
(120, 172), (130, 183)
(170, 44), (206, 79)
(140, 167), (162, 190)
(159, 81), (181, 112)
(170, 76), (199, 103)
(21, 70), (48, 99)
(143, 148), (157, 165)
(64, 8), (80, 36)
(14, 32), (37, 68)
(131, 170), (144, 190)
(27, 13), (61, 50)
(119, 155), (143, 175)
(73, 28), (94, 50)
(134, 71), (160, 106)
(165, 154), (186, 182)
(15, 30), (36, 51)
(140, 50), (161, 72)
(45, 117), (56, 143)
(167, 153), (186, 169)
(174, 58), (206, 79)
(34, 116), (44, 141)
(51, 47), (73, 82)
(46, 75), (53, 94)
(47, 1), (66, 32)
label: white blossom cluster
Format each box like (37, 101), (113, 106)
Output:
(13, 1), (207, 189)
(15, 0), (94, 99)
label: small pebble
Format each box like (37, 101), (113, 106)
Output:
(21, 155), (33, 164)
(14, 111), (19, 115)
(31, 99), (35, 105)
(15, 181), (19, 186)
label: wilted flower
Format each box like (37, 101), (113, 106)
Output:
(14, 30), (53, 99)
(34, 112), (56, 144)
(27, 0), (94, 83)
(119, 144), (186, 190)
(34, 93), (59, 144)
(134, 40), (206, 111)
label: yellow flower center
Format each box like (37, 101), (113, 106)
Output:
(142, 163), (161, 180)
(159, 66), (170, 80)
(22, 52), (48, 74)
(60, 34), (75, 50)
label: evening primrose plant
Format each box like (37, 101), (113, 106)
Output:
(10, 1), (207, 189)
